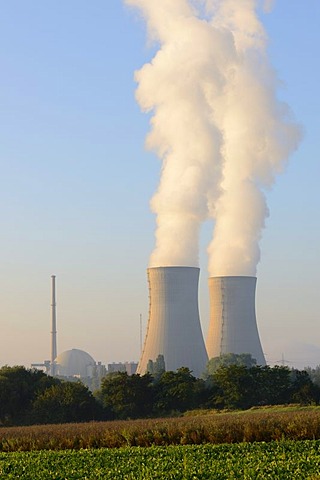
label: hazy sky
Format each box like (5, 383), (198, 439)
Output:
(0, 1), (319, 369)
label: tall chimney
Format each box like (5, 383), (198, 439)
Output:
(206, 276), (265, 365)
(137, 266), (208, 377)
(50, 275), (57, 376)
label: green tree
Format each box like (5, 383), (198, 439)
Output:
(246, 365), (292, 406)
(209, 364), (295, 410)
(262, 365), (291, 405)
(154, 367), (208, 414)
(96, 372), (154, 419)
(0, 366), (58, 425)
(204, 353), (257, 378)
(305, 366), (320, 387)
(210, 364), (256, 409)
(290, 369), (320, 405)
(31, 381), (102, 424)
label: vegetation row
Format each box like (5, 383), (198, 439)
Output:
(1, 440), (320, 479)
(2, 407), (320, 451)
(2, 354), (320, 427)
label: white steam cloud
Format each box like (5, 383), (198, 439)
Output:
(125, 0), (301, 275)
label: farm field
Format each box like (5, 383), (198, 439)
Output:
(1, 405), (320, 451)
(1, 440), (320, 479)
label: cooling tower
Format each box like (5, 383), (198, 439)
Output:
(206, 276), (266, 365)
(137, 266), (208, 377)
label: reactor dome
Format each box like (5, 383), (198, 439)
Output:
(55, 348), (95, 378)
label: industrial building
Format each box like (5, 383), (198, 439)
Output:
(31, 271), (267, 385)
(54, 348), (96, 378)
(107, 362), (138, 375)
(32, 276), (136, 391)
(206, 276), (266, 365)
(137, 266), (208, 377)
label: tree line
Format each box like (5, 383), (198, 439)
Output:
(1, 356), (320, 426)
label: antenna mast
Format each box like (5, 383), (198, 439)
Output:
(140, 313), (142, 354)
(51, 275), (57, 375)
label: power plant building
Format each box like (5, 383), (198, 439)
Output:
(206, 276), (266, 365)
(54, 349), (96, 378)
(108, 362), (138, 375)
(137, 266), (208, 377)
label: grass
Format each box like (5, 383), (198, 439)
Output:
(1, 405), (320, 451)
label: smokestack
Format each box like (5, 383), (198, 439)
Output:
(137, 266), (208, 377)
(206, 276), (266, 365)
(50, 275), (57, 376)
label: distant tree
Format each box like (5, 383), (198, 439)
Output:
(250, 366), (320, 406)
(204, 353), (257, 378)
(0, 366), (58, 425)
(260, 365), (292, 405)
(208, 364), (300, 410)
(210, 364), (256, 409)
(290, 369), (320, 405)
(96, 372), (154, 419)
(31, 381), (102, 424)
(305, 366), (320, 388)
(153, 367), (208, 414)
(247, 365), (292, 406)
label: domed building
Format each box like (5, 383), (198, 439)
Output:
(54, 348), (95, 378)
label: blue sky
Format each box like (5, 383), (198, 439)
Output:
(0, 1), (319, 369)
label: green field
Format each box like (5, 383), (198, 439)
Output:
(1, 407), (320, 478)
(1, 440), (320, 479)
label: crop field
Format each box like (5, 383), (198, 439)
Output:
(1, 440), (320, 479)
(1, 405), (320, 451)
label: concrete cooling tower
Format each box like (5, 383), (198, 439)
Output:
(137, 266), (208, 377)
(206, 276), (266, 365)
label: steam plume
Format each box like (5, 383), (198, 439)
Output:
(126, 0), (301, 274)
(205, 0), (301, 275)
